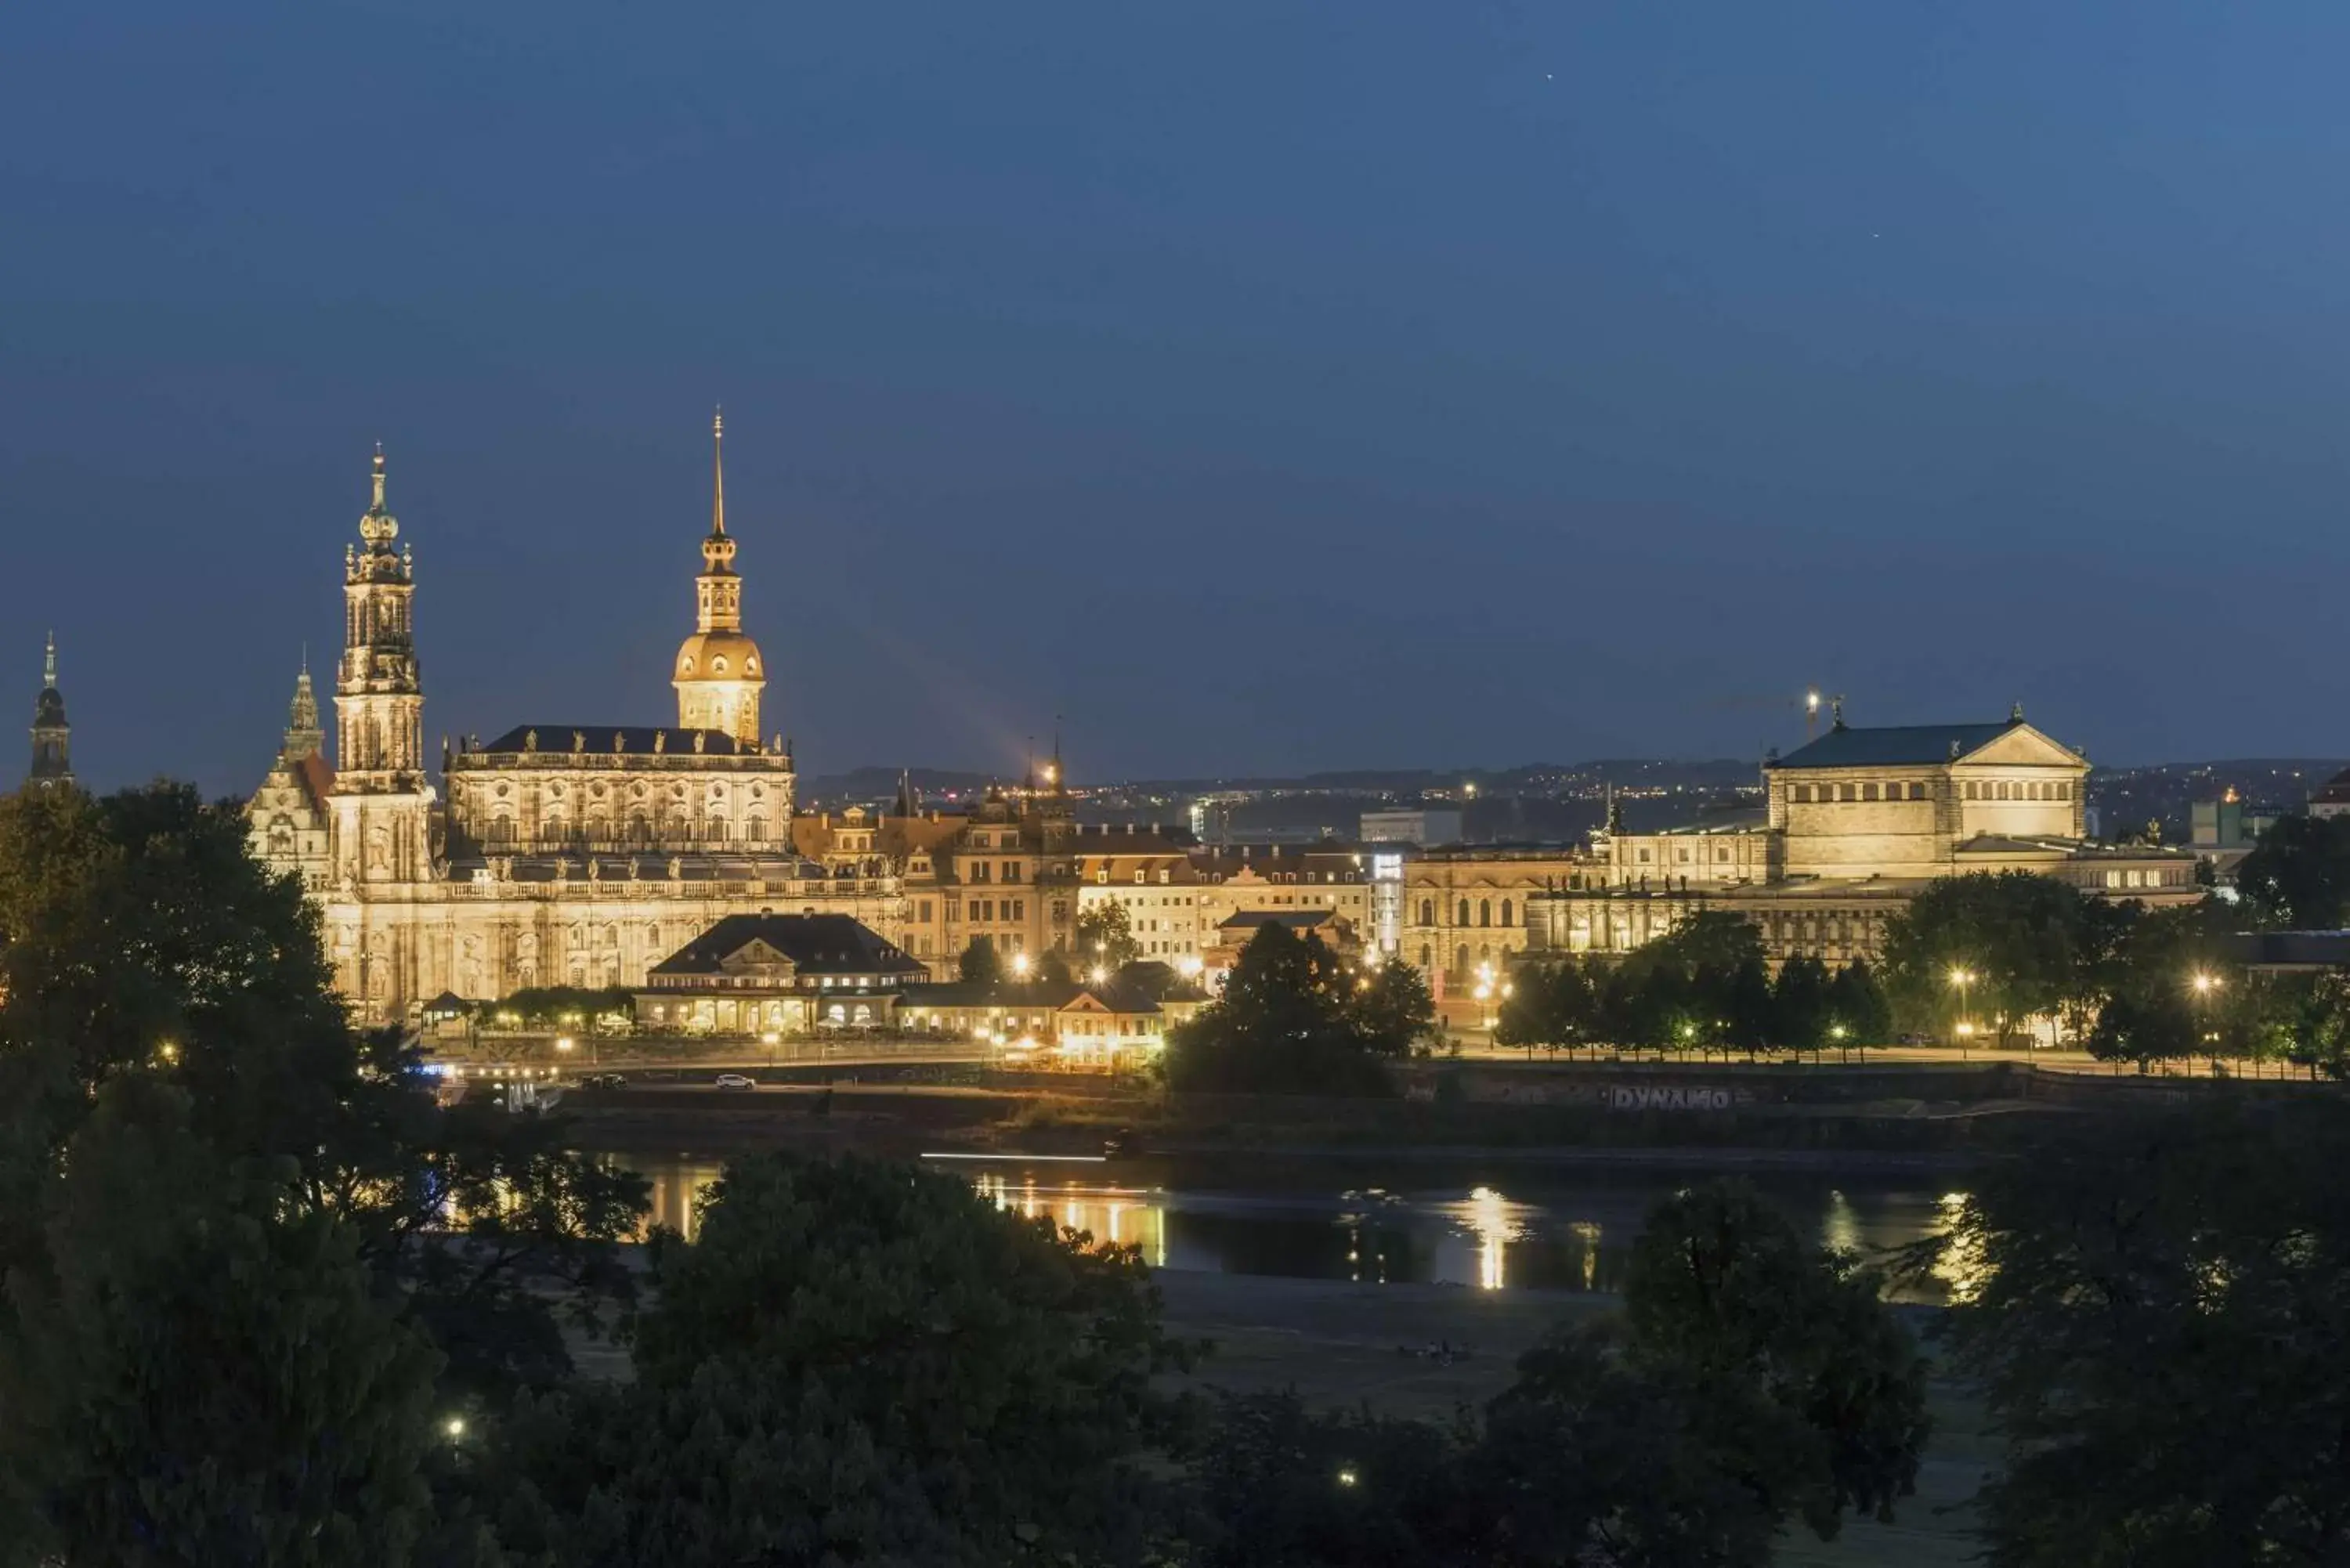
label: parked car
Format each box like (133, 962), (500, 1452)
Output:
(586, 1072), (628, 1091)
(714, 1073), (757, 1091)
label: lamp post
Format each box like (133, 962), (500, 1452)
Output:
(1947, 966), (1976, 1062)
(2189, 970), (2221, 1072)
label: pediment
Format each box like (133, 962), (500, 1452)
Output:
(1956, 724), (2084, 770)
(718, 939), (798, 976)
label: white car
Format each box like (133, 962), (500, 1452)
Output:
(713, 1073), (757, 1091)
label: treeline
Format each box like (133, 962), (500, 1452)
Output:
(0, 783), (1936, 1565)
(8, 784), (2350, 1563)
(1495, 913), (1890, 1060)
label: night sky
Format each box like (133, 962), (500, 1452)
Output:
(8, 4), (2350, 797)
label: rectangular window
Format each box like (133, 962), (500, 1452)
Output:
(1862, 782), (1878, 801)
(1003, 861), (1021, 883)
(917, 899), (932, 923)
(1911, 782), (1926, 800)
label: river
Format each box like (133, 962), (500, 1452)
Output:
(612, 1151), (1971, 1303)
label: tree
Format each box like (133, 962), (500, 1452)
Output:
(2236, 811), (2350, 929)
(1348, 957), (1437, 1058)
(1827, 959), (1893, 1048)
(1073, 901), (1142, 972)
(0, 1079), (444, 1566)
(482, 1152), (1197, 1566)
(0, 784), (649, 1405)
(2085, 902), (2229, 1073)
(1193, 1390), (1476, 1568)
(1162, 925), (1398, 1094)
(1478, 1320), (1819, 1568)
(1918, 1102), (2350, 1566)
(1880, 872), (2101, 1047)
(1771, 955), (1835, 1056)
(1496, 959), (1599, 1057)
(958, 934), (1003, 985)
(1620, 1182), (1929, 1534)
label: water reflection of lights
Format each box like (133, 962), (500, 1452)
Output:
(970, 1171), (1166, 1266)
(1463, 1186), (1522, 1291)
(1935, 1191), (1987, 1303)
(1822, 1189), (1862, 1258)
(1570, 1220), (1602, 1292)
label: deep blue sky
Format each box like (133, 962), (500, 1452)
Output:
(8, 3), (2350, 797)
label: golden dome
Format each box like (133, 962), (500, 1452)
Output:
(674, 629), (765, 682)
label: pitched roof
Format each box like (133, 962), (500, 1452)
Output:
(2313, 767), (2350, 805)
(472, 724), (750, 758)
(292, 753), (336, 807)
(1217, 909), (1340, 932)
(898, 979), (1164, 1014)
(1773, 719), (2029, 771)
(648, 914), (925, 978)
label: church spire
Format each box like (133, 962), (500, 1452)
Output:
(711, 408), (726, 537)
(284, 652), (323, 761)
(28, 632), (71, 789)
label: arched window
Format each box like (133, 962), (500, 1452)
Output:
(744, 815), (766, 842)
(1419, 945), (1433, 970)
(1478, 899), (1491, 927)
(1418, 898), (1434, 927)
(1457, 899), (1471, 927)
(1455, 945), (1471, 976)
(1500, 898), (1514, 927)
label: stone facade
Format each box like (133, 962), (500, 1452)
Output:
(250, 439), (896, 1023)
(1512, 714), (2196, 970)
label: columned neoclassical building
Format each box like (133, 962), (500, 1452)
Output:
(250, 422), (901, 1023)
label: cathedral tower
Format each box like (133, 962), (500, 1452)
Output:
(671, 412), (768, 749)
(330, 448), (434, 887)
(284, 652), (324, 761)
(27, 633), (71, 790)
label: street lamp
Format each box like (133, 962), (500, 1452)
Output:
(1947, 966), (1975, 1060)
(1011, 952), (1032, 980)
(2189, 970), (2222, 1065)
(762, 1029), (780, 1071)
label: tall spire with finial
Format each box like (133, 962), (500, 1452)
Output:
(284, 649), (323, 761)
(711, 408), (726, 537)
(28, 632), (71, 789)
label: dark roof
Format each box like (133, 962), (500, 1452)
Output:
(1217, 909), (1339, 931)
(899, 979), (1165, 1013)
(472, 724), (748, 758)
(2218, 931), (2350, 970)
(902, 980), (1086, 1010)
(649, 914), (925, 978)
(1773, 720), (2036, 771)
(2313, 767), (2350, 804)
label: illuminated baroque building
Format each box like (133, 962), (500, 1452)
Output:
(250, 425), (897, 1022)
(1508, 710), (2200, 973)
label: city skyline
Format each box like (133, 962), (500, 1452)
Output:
(13, 5), (2350, 793)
